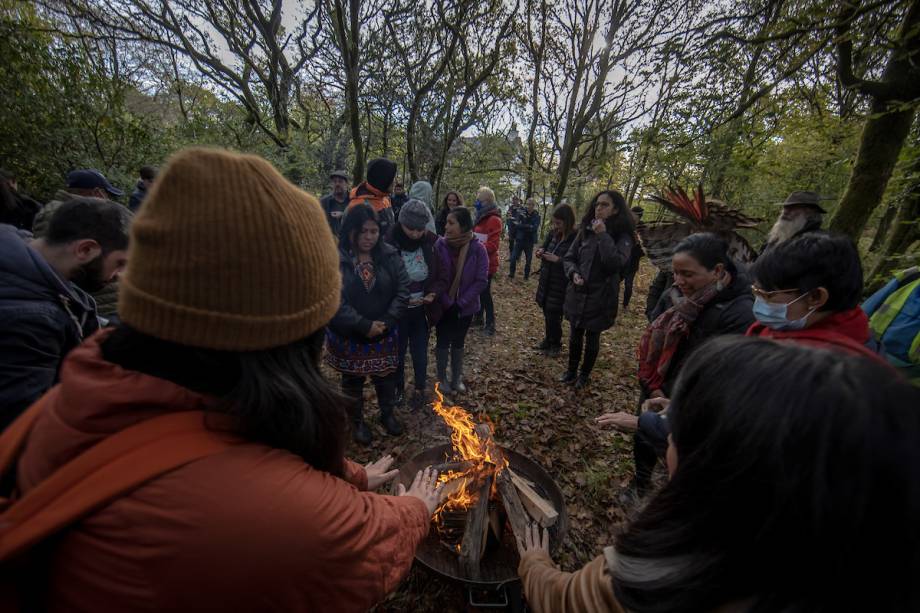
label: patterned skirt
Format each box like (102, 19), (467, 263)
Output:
(324, 327), (399, 376)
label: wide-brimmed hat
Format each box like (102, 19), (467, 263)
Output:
(329, 169), (349, 181)
(776, 191), (829, 214)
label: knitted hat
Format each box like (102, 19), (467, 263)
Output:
(119, 147), (341, 351)
(399, 199), (431, 231)
(366, 158), (397, 193)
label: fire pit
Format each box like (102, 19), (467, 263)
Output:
(395, 388), (568, 605)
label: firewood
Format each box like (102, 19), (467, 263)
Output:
(429, 460), (476, 475)
(508, 469), (558, 528)
(496, 470), (531, 545)
(459, 475), (493, 576)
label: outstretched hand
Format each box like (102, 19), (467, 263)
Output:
(365, 454), (400, 490)
(595, 411), (639, 432)
(397, 467), (448, 515)
(516, 521), (551, 557)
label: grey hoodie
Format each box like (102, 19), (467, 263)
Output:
(408, 181), (437, 233)
(0, 223), (98, 429)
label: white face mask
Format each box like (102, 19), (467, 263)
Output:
(752, 292), (816, 331)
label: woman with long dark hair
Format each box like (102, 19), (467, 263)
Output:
(534, 203), (576, 357)
(327, 203), (410, 445)
(520, 336), (920, 612)
(435, 190), (464, 236)
(432, 206), (489, 394)
(561, 190), (635, 388)
(4, 148), (447, 611)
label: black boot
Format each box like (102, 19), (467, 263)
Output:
(574, 373), (590, 389)
(534, 339), (550, 352)
(545, 344), (561, 358)
(436, 348), (452, 395)
(560, 346), (580, 384)
(559, 370), (577, 384)
(347, 394), (372, 446)
(451, 347), (467, 393)
(380, 410), (404, 436)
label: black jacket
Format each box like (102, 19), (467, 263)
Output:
(385, 226), (441, 322)
(0, 224), (99, 430)
(128, 180), (147, 213)
(563, 229), (633, 332)
(0, 192), (42, 231)
(321, 193), (349, 237)
(535, 232), (576, 316)
(329, 242), (409, 342)
(648, 269), (755, 394)
(513, 209), (541, 244)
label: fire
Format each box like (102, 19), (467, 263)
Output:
(430, 384), (507, 528)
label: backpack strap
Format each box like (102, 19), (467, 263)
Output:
(0, 408), (238, 562)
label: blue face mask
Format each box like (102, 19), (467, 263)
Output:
(474, 199), (482, 211)
(752, 293), (816, 331)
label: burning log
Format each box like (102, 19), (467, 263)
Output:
(509, 469), (558, 528)
(430, 460), (476, 475)
(496, 470), (532, 546)
(459, 475), (493, 577)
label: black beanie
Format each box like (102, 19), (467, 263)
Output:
(366, 158), (397, 192)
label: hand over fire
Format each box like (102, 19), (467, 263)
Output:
(365, 454), (400, 490)
(516, 521), (550, 557)
(398, 467), (449, 515)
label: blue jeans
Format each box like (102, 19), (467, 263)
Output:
(397, 306), (430, 392)
(509, 240), (534, 279)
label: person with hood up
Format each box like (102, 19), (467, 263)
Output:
(0, 197), (130, 431)
(472, 186), (502, 336)
(560, 190), (635, 389)
(408, 180), (437, 233)
(348, 158), (398, 236)
(386, 200), (440, 411)
(1, 147), (448, 612)
(433, 206), (489, 395)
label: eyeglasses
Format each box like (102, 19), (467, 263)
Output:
(751, 285), (800, 299)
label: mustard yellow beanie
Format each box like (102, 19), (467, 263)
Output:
(119, 147), (340, 350)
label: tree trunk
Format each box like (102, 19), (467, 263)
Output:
(866, 155), (920, 292)
(869, 204), (899, 252)
(828, 103), (915, 239)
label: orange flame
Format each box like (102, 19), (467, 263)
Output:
(431, 384), (507, 527)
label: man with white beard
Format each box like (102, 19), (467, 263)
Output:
(761, 191), (827, 255)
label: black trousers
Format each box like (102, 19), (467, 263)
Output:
(567, 324), (601, 376)
(479, 275), (495, 328)
(623, 271), (637, 308)
(436, 307), (474, 349)
(544, 310), (563, 347)
(341, 371), (398, 420)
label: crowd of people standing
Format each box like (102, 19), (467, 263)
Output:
(0, 147), (918, 612)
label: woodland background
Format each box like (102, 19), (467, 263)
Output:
(1, 0), (918, 289)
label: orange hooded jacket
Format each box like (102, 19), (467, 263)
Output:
(13, 333), (430, 612)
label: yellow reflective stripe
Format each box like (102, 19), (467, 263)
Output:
(870, 279), (920, 337)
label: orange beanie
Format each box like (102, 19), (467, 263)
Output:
(119, 147), (340, 351)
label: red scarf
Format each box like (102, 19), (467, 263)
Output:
(637, 281), (724, 391)
(745, 307), (888, 365)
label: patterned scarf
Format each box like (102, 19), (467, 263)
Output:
(637, 278), (727, 391)
(446, 231), (473, 300)
(355, 260), (376, 292)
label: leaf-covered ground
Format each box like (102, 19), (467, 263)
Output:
(344, 244), (656, 611)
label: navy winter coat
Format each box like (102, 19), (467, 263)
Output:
(536, 232), (576, 316)
(563, 228), (633, 332)
(0, 224), (99, 429)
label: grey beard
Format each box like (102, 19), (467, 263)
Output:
(767, 215), (810, 245)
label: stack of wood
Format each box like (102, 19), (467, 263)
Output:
(446, 424), (559, 578)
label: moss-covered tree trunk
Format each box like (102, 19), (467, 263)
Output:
(829, 104), (915, 238)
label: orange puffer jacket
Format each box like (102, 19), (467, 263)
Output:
(14, 332), (430, 612)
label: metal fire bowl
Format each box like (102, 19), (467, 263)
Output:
(397, 444), (569, 588)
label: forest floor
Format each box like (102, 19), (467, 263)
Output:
(345, 243), (657, 612)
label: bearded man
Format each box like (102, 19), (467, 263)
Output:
(761, 191), (827, 255)
(0, 197), (131, 430)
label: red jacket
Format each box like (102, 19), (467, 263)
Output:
(15, 333), (430, 612)
(474, 207), (502, 276)
(746, 307), (887, 365)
